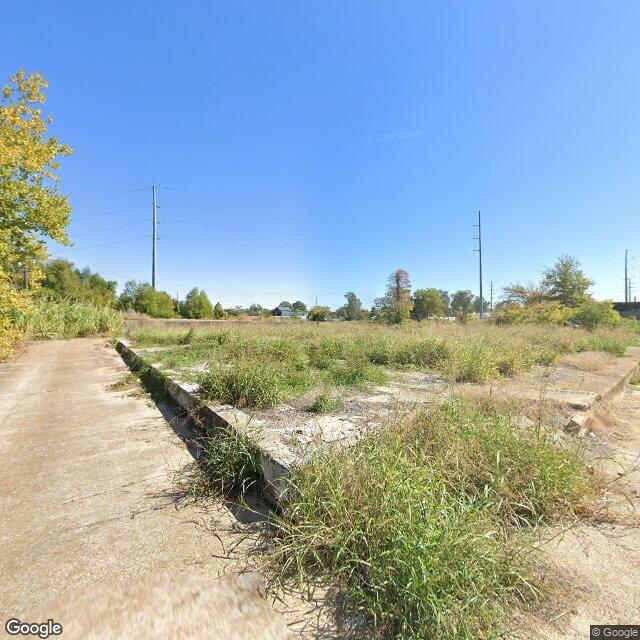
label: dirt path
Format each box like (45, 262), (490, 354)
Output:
(0, 339), (317, 637)
(514, 387), (640, 638)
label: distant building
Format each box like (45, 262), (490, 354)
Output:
(272, 305), (296, 318)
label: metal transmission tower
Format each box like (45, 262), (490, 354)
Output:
(625, 249), (628, 303)
(474, 211), (484, 319)
(490, 280), (493, 315)
(151, 186), (158, 290)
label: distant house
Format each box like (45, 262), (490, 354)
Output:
(272, 305), (296, 318)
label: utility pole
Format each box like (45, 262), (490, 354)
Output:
(152, 185), (157, 290)
(490, 280), (493, 316)
(474, 210), (484, 319)
(625, 249), (628, 303)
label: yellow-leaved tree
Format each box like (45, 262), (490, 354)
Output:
(0, 69), (72, 356)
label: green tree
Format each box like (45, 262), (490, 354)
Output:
(180, 287), (214, 319)
(450, 290), (474, 315)
(136, 286), (176, 318)
(473, 295), (490, 314)
(118, 281), (176, 318)
(307, 306), (331, 321)
(0, 69), (72, 354)
(336, 291), (365, 321)
(39, 259), (117, 306)
(541, 255), (593, 307)
(213, 302), (225, 319)
(292, 300), (307, 314)
(438, 290), (451, 316)
(373, 269), (412, 324)
(411, 288), (444, 320)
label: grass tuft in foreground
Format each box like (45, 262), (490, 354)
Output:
(186, 428), (263, 498)
(269, 400), (594, 640)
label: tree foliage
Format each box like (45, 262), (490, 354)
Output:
(450, 290), (474, 315)
(118, 281), (176, 318)
(0, 69), (72, 356)
(336, 291), (365, 321)
(411, 288), (444, 320)
(39, 259), (117, 307)
(213, 302), (225, 319)
(541, 255), (593, 307)
(373, 269), (412, 324)
(307, 306), (331, 322)
(180, 287), (214, 319)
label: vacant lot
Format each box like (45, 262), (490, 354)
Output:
(122, 321), (640, 639)
(127, 321), (640, 410)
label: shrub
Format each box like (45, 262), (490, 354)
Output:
(570, 300), (620, 329)
(496, 301), (572, 325)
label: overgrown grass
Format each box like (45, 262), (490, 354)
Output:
(187, 428), (263, 498)
(269, 400), (594, 640)
(19, 299), (123, 339)
(127, 321), (640, 407)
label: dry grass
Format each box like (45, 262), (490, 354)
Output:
(127, 321), (640, 408)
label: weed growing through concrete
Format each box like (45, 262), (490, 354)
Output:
(269, 400), (595, 640)
(186, 429), (264, 498)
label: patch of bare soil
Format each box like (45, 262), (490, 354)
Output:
(511, 388), (640, 639)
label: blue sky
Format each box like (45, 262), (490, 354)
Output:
(2, 1), (639, 309)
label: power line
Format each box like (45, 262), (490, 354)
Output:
(72, 219), (151, 237)
(60, 235), (152, 252)
(160, 201), (312, 222)
(72, 204), (146, 221)
(166, 234), (410, 255)
(159, 216), (356, 241)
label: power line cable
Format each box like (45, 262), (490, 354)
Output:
(166, 234), (410, 256)
(60, 235), (152, 252)
(72, 219), (152, 237)
(160, 201), (312, 222)
(72, 204), (146, 221)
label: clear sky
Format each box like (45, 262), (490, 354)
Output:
(2, 1), (639, 309)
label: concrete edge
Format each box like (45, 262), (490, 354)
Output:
(115, 339), (290, 506)
(565, 349), (640, 437)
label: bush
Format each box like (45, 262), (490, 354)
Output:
(496, 301), (572, 325)
(570, 300), (620, 329)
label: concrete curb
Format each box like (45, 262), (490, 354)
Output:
(116, 339), (291, 506)
(565, 347), (640, 436)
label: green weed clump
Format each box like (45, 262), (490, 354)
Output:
(271, 401), (593, 640)
(190, 429), (263, 497)
(20, 299), (123, 339)
(199, 361), (312, 409)
(308, 391), (342, 414)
